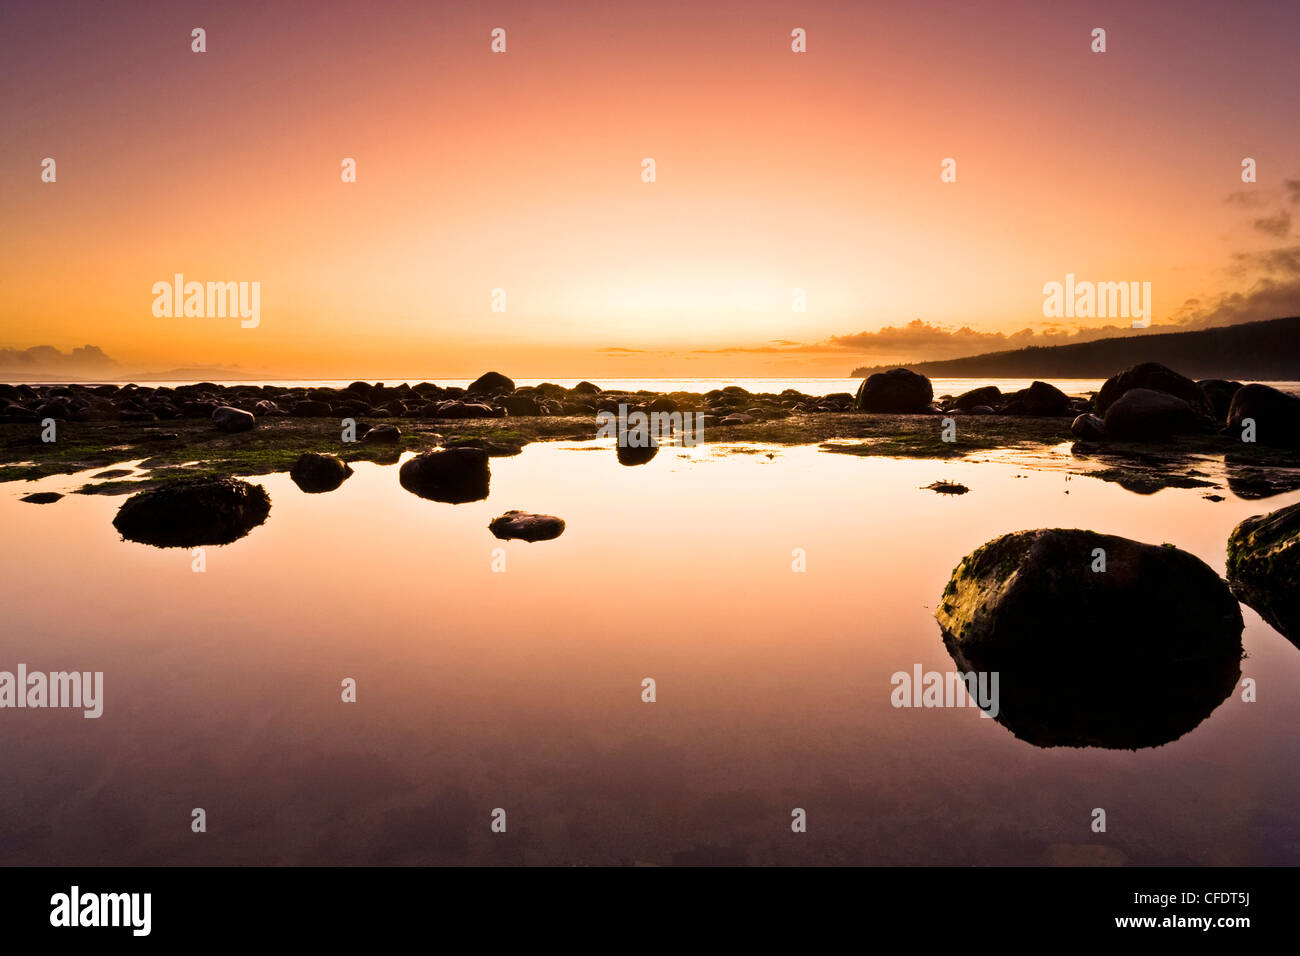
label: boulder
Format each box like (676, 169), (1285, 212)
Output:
(504, 394), (541, 416)
(211, 405), (256, 433)
(854, 368), (933, 412)
(1102, 388), (1213, 440)
(1070, 413), (1106, 441)
(1096, 362), (1212, 417)
(1197, 379), (1242, 423)
(571, 381), (602, 395)
(399, 447), (490, 503)
(953, 385), (1002, 412)
(1000, 381), (1071, 416)
(936, 529), (1242, 748)
(1227, 500), (1300, 647)
(289, 452), (353, 493)
(113, 476), (271, 548)
(467, 371), (514, 395)
(488, 510), (566, 542)
(360, 423), (401, 444)
(1226, 383), (1300, 448)
(291, 399), (333, 417)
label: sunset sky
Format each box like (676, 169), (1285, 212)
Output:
(2, 0), (1299, 379)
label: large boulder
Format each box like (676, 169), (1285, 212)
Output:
(1226, 384), (1300, 448)
(1197, 379), (1242, 423)
(1000, 381), (1071, 416)
(952, 385), (1001, 412)
(1102, 388), (1213, 440)
(854, 368), (933, 412)
(211, 405), (255, 433)
(1227, 501), (1300, 647)
(289, 452), (353, 493)
(467, 371), (514, 396)
(113, 476), (271, 547)
(936, 529), (1243, 749)
(1096, 362), (1212, 417)
(571, 381), (602, 395)
(399, 447), (490, 503)
(488, 510), (566, 542)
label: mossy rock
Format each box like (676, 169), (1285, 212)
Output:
(936, 529), (1242, 749)
(113, 476), (271, 548)
(1226, 500), (1300, 647)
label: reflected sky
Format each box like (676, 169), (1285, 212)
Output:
(1, 441), (1297, 865)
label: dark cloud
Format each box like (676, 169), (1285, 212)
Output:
(1226, 190), (1267, 209)
(1285, 179), (1300, 204)
(1252, 210), (1293, 237)
(1173, 278), (1300, 328)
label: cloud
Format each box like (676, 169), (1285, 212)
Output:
(1285, 179), (1300, 204)
(1226, 190), (1268, 209)
(1252, 210), (1292, 237)
(0, 344), (119, 376)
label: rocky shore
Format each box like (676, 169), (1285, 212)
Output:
(2, 365), (1298, 497)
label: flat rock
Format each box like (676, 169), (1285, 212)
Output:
(488, 510), (566, 542)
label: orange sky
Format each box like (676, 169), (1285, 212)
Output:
(2, 0), (1299, 379)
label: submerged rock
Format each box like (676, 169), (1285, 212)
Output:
(1102, 388), (1213, 440)
(488, 510), (566, 542)
(211, 405), (255, 433)
(289, 452), (353, 493)
(113, 476), (271, 547)
(854, 368), (933, 413)
(399, 447), (490, 503)
(1227, 500), (1300, 647)
(922, 480), (969, 495)
(936, 529), (1242, 749)
(20, 492), (63, 504)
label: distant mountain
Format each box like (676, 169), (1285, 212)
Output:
(851, 317), (1300, 380)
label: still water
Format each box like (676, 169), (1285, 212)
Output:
(1, 440), (1297, 865)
